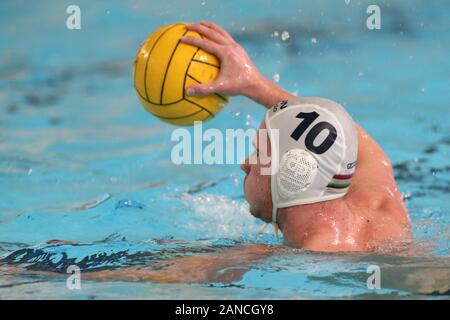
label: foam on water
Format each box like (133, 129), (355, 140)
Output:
(178, 193), (260, 238)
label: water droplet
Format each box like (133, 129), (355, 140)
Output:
(281, 31), (290, 41)
(245, 115), (251, 127)
(201, 1), (206, 5)
(358, 71), (364, 77)
(345, 0), (351, 5)
(311, 37), (317, 44)
(402, 191), (411, 199)
(272, 31), (279, 37)
(273, 73), (280, 83)
(245, 114), (259, 128)
(27, 168), (33, 175)
(234, 112), (241, 117)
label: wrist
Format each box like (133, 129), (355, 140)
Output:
(242, 71), (267, 101)
(243, 73), (296, 108)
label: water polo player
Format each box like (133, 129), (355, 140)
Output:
(181, 21), (411, 252)
(1, 21), (415, 286)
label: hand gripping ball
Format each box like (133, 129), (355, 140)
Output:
(133, 23), (228, 126)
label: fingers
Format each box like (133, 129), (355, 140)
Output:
(186, 81), (223, 96)
(180, 36), (221, 56)
(199, 21), (235, 42)
(186, 23), (228, 45)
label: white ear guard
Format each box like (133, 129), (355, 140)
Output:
(277, 149), (318, 199)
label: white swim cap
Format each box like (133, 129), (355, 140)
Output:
(264, 97), (358, 224)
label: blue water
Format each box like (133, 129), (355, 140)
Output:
(0, 0), (449, 299)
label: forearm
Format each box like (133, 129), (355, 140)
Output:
(84, 244), (276, 284)
(244, 74), (297, 108)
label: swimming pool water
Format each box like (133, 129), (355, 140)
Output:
(0, 0), (449, 299)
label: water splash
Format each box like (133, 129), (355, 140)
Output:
(179, 192), (261, 239)
(281, 31), (290, 41)
(273, 73), (280, 83)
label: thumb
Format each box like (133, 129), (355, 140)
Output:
(186, 81), (223, 97)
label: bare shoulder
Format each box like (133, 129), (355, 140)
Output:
(347, 183), (402, 211)
(352, 124), (395, 186)
(347, 127), (409, 214)
(343, 124), (412, 246)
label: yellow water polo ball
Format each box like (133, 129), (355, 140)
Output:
(133, 22), (229, 126)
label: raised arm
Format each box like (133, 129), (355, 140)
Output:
(181, 21), (294, 108)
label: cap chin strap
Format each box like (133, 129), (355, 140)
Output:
(270, 151), (279, 237)
(265, 112), (279, 226)
(263, 111), (280, 236)
(272, 209), (278, 238)
(257, 222), (279, 238)
(272, 202), (278, 225)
